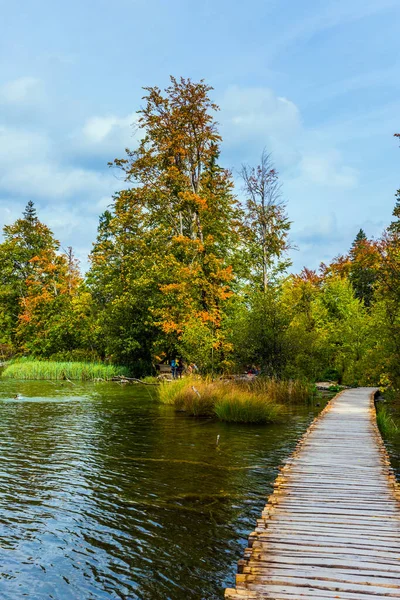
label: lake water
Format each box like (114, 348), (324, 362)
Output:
(0, 381), (327, 600)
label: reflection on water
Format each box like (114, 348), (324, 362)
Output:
(0, 381), (325, 599)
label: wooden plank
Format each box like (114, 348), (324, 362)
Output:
(225, 388), (400, 599)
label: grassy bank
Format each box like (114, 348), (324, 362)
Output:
(159, 378), (313, 424)
(376, 404), (399, 436)
(2, 360), (129, 381)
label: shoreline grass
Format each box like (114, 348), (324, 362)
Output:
(376, 404), (399, 436)
(1, 360), (129, 381)
(158, 377), (313, 424)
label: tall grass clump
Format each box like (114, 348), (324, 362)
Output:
(159, 378), (285, 423)
(214, 388), (283, 423)
(159, 379), (188, 405)
(376, 404), (399, 436)
(251, 378), (313, 404)
(2, 360), (129, 381)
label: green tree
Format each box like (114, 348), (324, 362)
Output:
(229, 285), (291, 376)
(240, 150), (291, 291)
(349, 229), (378, 307)
(0, 201), (58, 348)
(88, 77), (243, 372)
(16, 246), (89, 357)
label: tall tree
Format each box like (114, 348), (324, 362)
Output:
(240, 150), (291, 290)
(0, 202), (58, 347)
(16, 246), (87, 356)
(89, 77), (242, 371)
(348, 229), (378, 307)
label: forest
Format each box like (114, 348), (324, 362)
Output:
(1, 77), (399, 390)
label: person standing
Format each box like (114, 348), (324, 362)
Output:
(177, 358), (184, 379)
(170, 358), (177, 380)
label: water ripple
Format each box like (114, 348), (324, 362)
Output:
(0, 381), (323, 599)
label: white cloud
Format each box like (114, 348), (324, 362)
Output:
(299, 152), (358, 188)
(220, 85), (358, 189)
(82, 113), (138, 144)
(0, 126), (51, 166)
(221, 86), (301, 151)
(66, 112), (141, 163)
(0, 77), (44, 106)
(0, 162), (115, 200)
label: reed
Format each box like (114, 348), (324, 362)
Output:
(248, 377), (313, 404)
(173, 384), (215, 416)
(159, 378), (285, 423)
(214, 389), (283, 423)
(376, 404), (399, 436)
(2, 360), (129, 381)
(159, 379), (188, 404)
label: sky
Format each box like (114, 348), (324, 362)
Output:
(1, 0), (399, 272)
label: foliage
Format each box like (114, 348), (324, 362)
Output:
(87, 77), (243, 373)
(1, 80), (400, 391)
(228, 287), (291, 376)
(376, 404), (399, 436)
(2, 360), (128, 381)
(240, 151), (291, 290)
(0, 202), (97, 360)
(328, 384), (341, 392)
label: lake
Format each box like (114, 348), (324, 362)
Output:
(0, 381), (327, 599)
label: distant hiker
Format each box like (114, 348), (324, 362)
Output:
(177, 358), (184, 379)
(170, 358), (178, 380)
(187, 362), (198, 375)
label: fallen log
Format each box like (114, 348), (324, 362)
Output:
(111, 375), (160, 386)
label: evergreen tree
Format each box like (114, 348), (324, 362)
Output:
(348, 229), (378, 307)
(388, 190), (400, 236)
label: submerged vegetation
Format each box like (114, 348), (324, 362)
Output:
(2, 361), (128, 381)
(159, 378), (313, 424)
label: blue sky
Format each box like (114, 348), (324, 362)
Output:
(1, 0), (399, 271)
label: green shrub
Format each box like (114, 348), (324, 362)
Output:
(328, 384), (341, 392)
(49, 349), (102, 363)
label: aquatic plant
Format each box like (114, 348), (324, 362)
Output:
(376, 404), (399, 436)
(250, 377), (313, 404)
(159, 378), (286, 423)
(159, 379), (188, 405)
(213, 390), (283, 424)
(2, 360), (129, 381)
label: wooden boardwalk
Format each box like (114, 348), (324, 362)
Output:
(225, 388), (400, 599)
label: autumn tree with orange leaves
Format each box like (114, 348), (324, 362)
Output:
(0, 201), (59, 348)
(89, 77), (243, 372)
(0, 202), (95, 358)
